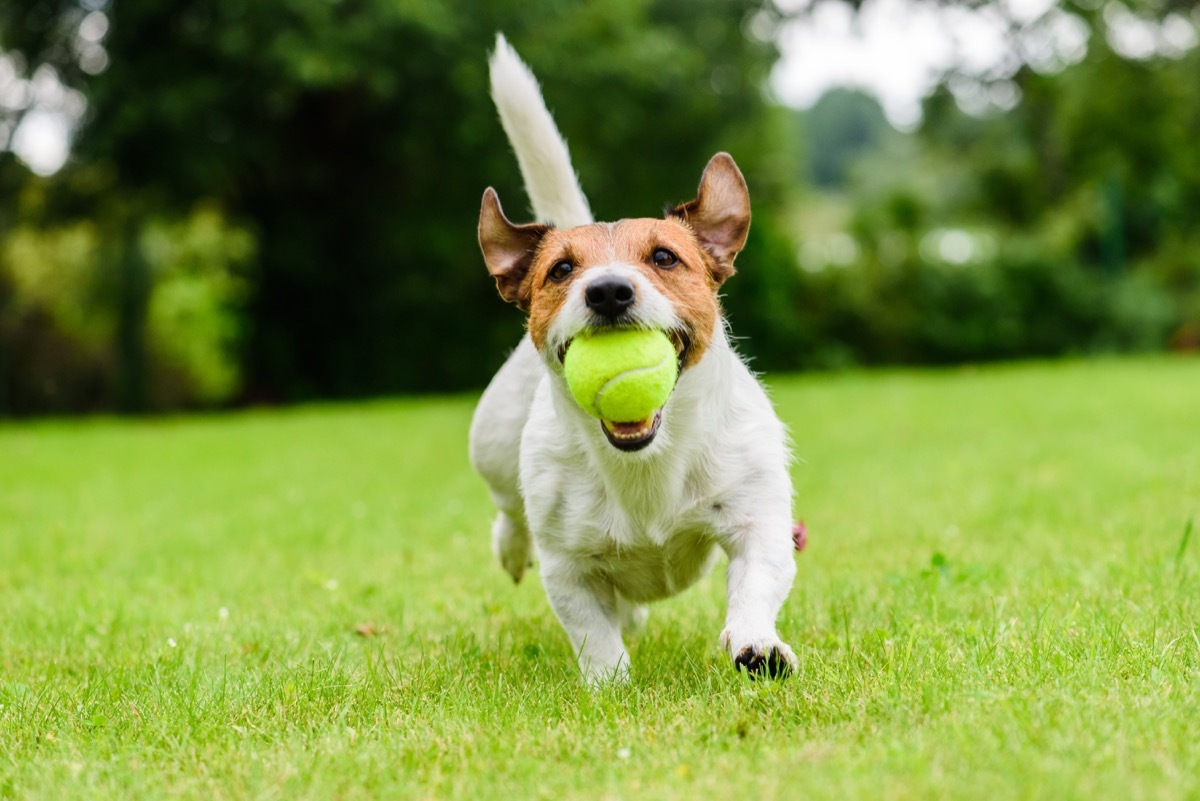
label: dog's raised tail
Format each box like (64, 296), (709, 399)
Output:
(489, 34), (593, 229)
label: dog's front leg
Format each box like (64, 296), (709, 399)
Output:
(540, 552), (629, 686)
(720, 518), (798, 678)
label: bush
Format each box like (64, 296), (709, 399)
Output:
(0, 208), (254, 415)
(781, 242), (1178, 369)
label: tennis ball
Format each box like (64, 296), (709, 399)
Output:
(563, 329), (678, 422)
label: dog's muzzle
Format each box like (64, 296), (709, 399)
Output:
(592, 329), (690, 452)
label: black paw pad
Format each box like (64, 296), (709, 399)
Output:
(734, 646), (792, 680)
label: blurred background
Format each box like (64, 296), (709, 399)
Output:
(0, 0), (1197, 416)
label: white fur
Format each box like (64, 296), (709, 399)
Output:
(489, 34), (593, 228)
(545, 257), (683, 358)
(470, 37), (797, 685)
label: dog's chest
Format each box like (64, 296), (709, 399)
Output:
(549, 462), (724, 601)
(579, 523), (719, 603)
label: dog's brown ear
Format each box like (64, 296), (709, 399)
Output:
(479, 188), (550, 311)
(668, 153), (751, 284)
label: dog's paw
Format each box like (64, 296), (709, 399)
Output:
(733, 643), (796, 679)
(491, 513), (533, 583)
(581, 655), (632, 689)
(721, 631), (797, 680)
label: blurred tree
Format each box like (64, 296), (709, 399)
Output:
(0, 0), (798, 411)
(4, 0), (1200, 415)
(787, 0), (1200, 366)
(798, 88), (893, 188)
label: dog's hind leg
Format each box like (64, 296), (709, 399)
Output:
(470, 336), (543, 582)
(491, 507), (533, 584)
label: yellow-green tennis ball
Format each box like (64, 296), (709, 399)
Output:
(563, 329), (679, 422)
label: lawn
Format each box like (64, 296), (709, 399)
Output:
(1, 357), (1198, 800)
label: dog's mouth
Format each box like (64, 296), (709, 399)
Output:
(601, 412), (662, 452)
(558, 328), (690, 453)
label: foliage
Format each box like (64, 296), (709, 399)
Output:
(783, 16), (1200, 369)
(1, 0), (793, 412)
(797, 88), (895, 188)
(3, 0), (1200, 414)
(0, 197), (254, 413)
(788, 245), (1177, 369)
(2, 358), (1199, 796)
(139, 206), (255, 404)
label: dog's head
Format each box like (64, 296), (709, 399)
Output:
(478, 153), (750, 451)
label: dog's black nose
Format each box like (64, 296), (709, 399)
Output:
(584, 277), (635, 320)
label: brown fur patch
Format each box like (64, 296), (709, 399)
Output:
(667, 153), (751, 284)
(478, 188), (551, 311)
(523, 218), (722, 368)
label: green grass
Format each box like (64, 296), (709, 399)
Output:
(2, 357), (1199, 800)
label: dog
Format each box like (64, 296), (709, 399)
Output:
(469, 35), (797, 685)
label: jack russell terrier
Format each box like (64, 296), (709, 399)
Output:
(469, 35), (798, 685)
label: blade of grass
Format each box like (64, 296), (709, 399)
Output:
(1175, 517), (1195, 569)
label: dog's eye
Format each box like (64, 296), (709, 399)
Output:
(652, 248), (679, 269)
(548, 260), (573, 282)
